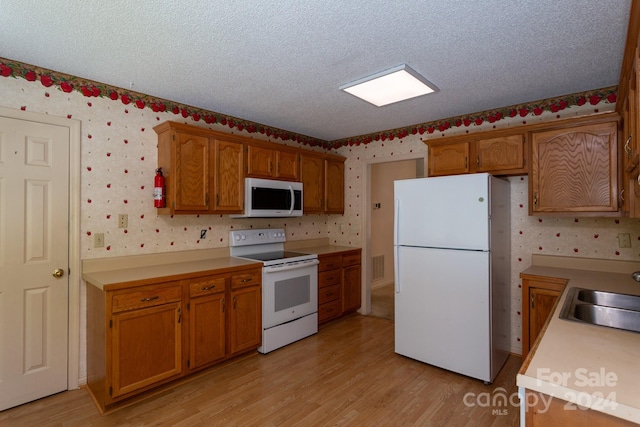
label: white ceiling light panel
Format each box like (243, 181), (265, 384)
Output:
(340, 64), (438, 107)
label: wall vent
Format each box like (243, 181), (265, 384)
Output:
(372, 255), (384, 280)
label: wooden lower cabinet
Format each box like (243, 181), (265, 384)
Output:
(86, 265), (261, 413)
(228, 272), (262, 355)
(317, 248), (362, 325)
(521, 274), (568, 359)
(187, 275), (226, 371)
(111, 301), (183, 398)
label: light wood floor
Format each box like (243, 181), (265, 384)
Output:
(1, 315), (520, 426)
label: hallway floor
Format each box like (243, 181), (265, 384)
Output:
(369, 283), (394, 321)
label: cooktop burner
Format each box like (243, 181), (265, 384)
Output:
(241, 250), (313, 262)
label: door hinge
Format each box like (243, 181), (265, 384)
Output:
(531, 293), (535, 309)
(187, 302), (190, 310)
(187, 359), (190, 368)
(109, 319), (112, 328)
(109, 386), (113, 396)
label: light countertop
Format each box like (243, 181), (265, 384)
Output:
(82, 241), (361, 291)
(518, 263), (640, 423)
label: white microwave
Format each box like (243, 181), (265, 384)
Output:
(232, 177), (303, 218)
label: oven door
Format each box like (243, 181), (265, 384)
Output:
(262, 260), (318, 329)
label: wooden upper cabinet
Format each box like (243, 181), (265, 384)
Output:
(155, 121), (345, 215)
(428, 142), (469, 176)
(245, 144), (299, 181)
(245, 145), (274, 179)
(275, 150), (299, 181)
(426, 134), (527, 177)
(172, 132), (210, 212)
(530, 120), (618, 214)
(476, 134), (525, 173)
(300, 154), (324, 213)
(212, 139), (244, 213)
(325, 159), (345, 214)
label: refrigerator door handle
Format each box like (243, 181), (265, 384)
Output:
(394, 244), (400, 293)
(394, 198), (400, 293)
(394, 198), (399, 246)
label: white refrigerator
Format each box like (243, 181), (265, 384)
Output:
(393, 173), (510, 383)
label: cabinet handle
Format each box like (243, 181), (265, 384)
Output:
(531, 293), (535, 309)
(140, 295), (159, 302)
(205, 193), (209, 205)
(533, 192), (538, 208)
(464, 157), (468, 169)
(621, 189), (625, 203)
(477, 155), (480, 167)
(177, 307), (182, 324)
(201, 284), (216, 291)
(240, 278), (252, 283)
(233, 296), (237, 309)
(625, 135), (632, 158)
(222, 298), (225, 312)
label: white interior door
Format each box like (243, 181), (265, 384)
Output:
(0, 116), (70, 410)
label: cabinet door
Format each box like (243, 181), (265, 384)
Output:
(476, 134), (525, 173)
(110, 302), (182, 398)
(530, 121), (618, 213)
(229, 285), (261, 355)
(300, 155), (324, 213)
(173, 132), (210, 212)
(342, 264), (361, 314)
(189, 293), (226, 370)
(275, 150), (299, 181)
(246, 145), (274, 178)
(212, 139), (244, 213)
(428, 142), (470, 176)
(521, 275), (567, 358)
(325, 159), (345, 214)
(528, 288), (560, 347)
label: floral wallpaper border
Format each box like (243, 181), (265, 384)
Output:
(0, 56), (617, 150)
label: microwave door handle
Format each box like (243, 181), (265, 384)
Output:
(288, 185), (294, 215)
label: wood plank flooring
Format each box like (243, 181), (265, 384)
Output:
(1, 315), (520, 426)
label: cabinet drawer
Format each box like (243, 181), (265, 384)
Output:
(112, 283), (182, 313)
(319, 270), (341, 288)
(342, 252), (361, 267)
(319, 255), (342, 272)
(189, 277), (226, 298)
(319, 284), (341, 304)
(318, 300), (341, 323)
(231, 270), (261, 289)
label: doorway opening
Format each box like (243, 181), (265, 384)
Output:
(363, 154), (426, 321)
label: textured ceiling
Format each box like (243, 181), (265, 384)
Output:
(0, 1), (631, 141)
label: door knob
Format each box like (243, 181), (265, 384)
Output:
(52, 268), (64, 278)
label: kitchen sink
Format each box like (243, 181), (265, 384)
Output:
(560, 287), (640, 334)
(576, 289), (640, 311)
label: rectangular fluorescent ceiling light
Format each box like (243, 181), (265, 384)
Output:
(339, 64), (437, 107)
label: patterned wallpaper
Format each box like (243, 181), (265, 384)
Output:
(3, 72), (640, 358)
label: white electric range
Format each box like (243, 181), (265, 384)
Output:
(229, 228), (319, 354)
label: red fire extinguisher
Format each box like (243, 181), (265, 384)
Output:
(154, 168), (166, 208)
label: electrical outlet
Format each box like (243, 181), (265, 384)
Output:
(618, 233), (632, 248)
(94, 233), (104, 248)
(118, 214), (128, 229)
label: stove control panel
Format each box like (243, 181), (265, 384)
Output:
(229, 228), (286, 246)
